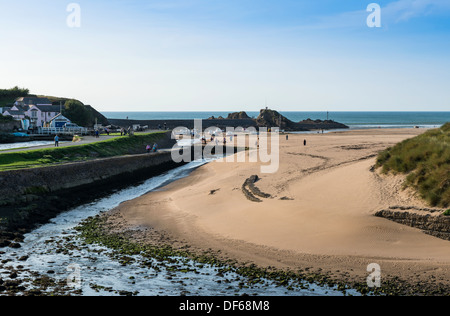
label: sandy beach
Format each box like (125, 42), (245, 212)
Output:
(104, 128), (450, 292)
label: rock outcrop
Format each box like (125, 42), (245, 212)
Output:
(375, 209), (450, 241)
(255, 109), (349, 131)
(227, 111), (251, 120)
(109, 109), (349, 132)
(255, 109), (305, 131)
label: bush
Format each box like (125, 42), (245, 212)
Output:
(376, 123), (450, 207)
(0, 86), (29, 106)
(0, 115), (14, 122)
(62, 99), (109, 128)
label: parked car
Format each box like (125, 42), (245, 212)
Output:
(64, 123), (81, 129)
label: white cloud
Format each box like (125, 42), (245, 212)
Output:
(293, 0), (450, 30)
(383, 0), (450, 22)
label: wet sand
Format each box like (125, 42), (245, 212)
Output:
(104, 128), (450, 292)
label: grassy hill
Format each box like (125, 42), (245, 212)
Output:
(0, 87), (30, 107)
(376, 123), (450, 207)
(0, 87), (109, 127)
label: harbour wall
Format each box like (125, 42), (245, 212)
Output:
(0, 142), (236, 244)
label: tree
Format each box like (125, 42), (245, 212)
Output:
(63, 99), (91, 127)
(62, 99), (109, 127)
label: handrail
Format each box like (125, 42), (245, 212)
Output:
(36, 127), (89, 135)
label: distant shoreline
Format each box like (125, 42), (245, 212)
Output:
(103, 111), (450, 131)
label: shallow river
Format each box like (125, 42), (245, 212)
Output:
(0, 159), (358, 296)
(0, 141), (58, 151)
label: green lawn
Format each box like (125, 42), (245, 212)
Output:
(0, 132), (167, 172)
(376, 123), (450, 207)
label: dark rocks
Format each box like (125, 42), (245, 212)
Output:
(375, 209), (450, 241)
(255, 109), (349, 131)
(109, 109), (348, 132)
(242, 175), (272, 203)
(227, 112), (251, 120)
(0, 239), (10, 248)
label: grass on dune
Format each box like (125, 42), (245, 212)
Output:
(376, 123), (450, 208)
(0, 132), (167, 172)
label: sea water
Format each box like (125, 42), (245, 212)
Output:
(0, 159), (358, 296)
(102, 111), (450, 129)
(0, 141), (56, 151)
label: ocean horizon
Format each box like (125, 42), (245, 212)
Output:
(101, 111), (450, 129)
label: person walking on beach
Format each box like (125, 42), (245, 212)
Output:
(304, 139), (307, 146)
(54, 135), (59, 147)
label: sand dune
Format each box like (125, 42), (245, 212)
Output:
(106, 128), (450, 290)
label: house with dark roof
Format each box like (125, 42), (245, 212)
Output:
(26, 105), (61, 127)
(14, 97), (52, 107)
(2, 108), (26, 121)
(3, 98), (62, 127)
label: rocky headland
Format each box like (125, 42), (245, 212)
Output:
(108, 109), (349, 132)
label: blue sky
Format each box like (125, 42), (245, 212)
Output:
(0, 0), (449, 111)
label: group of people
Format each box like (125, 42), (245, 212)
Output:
(285, 134), (307, 146)
(120, 127), (134, 136)
(158, 123), (168, 130)
(200, 134), (234, 146)
(146, 143), (158, 153)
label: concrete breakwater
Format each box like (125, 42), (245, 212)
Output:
(108, 118), (349, 132)
(109, 118), (258, 130)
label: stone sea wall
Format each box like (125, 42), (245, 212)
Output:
(0, 150), (184, 244)
(375, 209), (450, 241)
(0, 152), (176, 204)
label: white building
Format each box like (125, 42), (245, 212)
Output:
(2, 97), (62, 128)
(27, 104), (61, 128)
